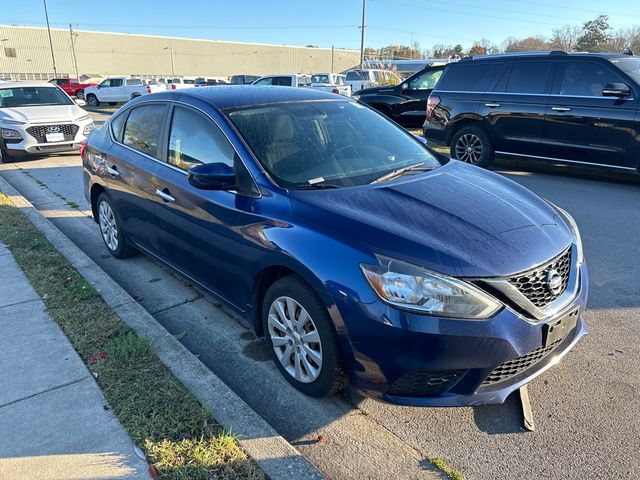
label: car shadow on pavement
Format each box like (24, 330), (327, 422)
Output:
(471, 393), (527, 435)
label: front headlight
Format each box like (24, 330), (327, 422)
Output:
(1, 128), (22, 140)
(548, 202), (583, 266)
(83, 122), (95, 135)
(361, 256), (501, 319)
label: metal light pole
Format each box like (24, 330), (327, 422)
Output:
(43, 0), (58, 78)
(164, 45), (175, 77)
(359, 0), (366, 68)
(69, 24), (79, 79)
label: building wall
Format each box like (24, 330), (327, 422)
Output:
(0, 25), (360, 80)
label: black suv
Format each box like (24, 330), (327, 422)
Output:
(423, 52), (640, 173)
(354, 65), (445, 127)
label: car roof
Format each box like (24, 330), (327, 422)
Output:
(149, 85), (348, 110)
(0, 81), (59, 88)
(458, 51), (633, 62)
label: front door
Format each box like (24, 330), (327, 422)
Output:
(542, 60), (638, 169)
(154, 104), (255, 309)
(395, 67), (443, 127)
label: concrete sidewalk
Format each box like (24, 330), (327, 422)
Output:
(0, 242), (151, 480)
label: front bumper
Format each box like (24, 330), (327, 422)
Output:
(333, 262), (588, 407)
(2, 118), (94, 156)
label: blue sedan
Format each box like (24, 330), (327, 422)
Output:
(82, 86), (588, 406)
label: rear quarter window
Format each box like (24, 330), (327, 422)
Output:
(436, 63), (503, 91)
(122, 104), (168, 158)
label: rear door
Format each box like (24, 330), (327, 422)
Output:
(479, 60), (554, 156)
(109, 78), (124, 101)
(105, 103), (168, 253)
(542, 59), (638, 168)
(154, 104), (255, 308)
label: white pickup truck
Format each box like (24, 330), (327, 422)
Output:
(252, 73), (351, 96)
(84, 77), (164, 106)
(310, 73), (351, 96)
(345, 69), (402, 93)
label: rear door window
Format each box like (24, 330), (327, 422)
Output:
(555, 61), (625, 97)
(408, 68), (443, 90)
(499, 62), (552, 94)
(254, 77), (274, 85)
(123, 103), (168, 158)
(111, 78), (124, 88)
(167, 106), (235, 171)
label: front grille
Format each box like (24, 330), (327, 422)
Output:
(387, 369), (467, 397)
(482, 340), (562, 385)
(26, 124), (78, 143)
(507, 247), (571, 308)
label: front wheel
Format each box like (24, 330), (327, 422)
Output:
(450, 126), (493, 167)
(262, 275), (345, 397)
(86, 94), (99, 107)
(75, 90), (84, 99)
(97, 193), (137, 259)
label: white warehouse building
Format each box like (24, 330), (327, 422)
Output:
(0, 25), (360, 81)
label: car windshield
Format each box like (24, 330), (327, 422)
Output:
(0, 86), (73, 108)
(346, 70), (369, 81)
(226, 100), (440, 188)
(609, 57), (640, 84)
(311, 75), (330, 84)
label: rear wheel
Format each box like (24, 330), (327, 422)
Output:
(262, 275), (345, 397)
(86, 94), (99, 107)
(97, 192), (137, 259)
(450, 125), (493, 167)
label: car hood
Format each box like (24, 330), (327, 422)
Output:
(0, 104), (86, 124)
(354, 85), (396, 96)
(289, 161), (573, 278)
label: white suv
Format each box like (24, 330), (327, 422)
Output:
(0, 82), (94, 161)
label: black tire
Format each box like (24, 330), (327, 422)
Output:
(96, 192), (137, 259)
(75, 90), (84, 99)
(450, 125), (493, 167)
(262, 275), (345, 397)
(86, 94), (99, 107)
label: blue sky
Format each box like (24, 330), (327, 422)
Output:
(3, 0), (640, 51)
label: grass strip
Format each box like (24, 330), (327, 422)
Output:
(0, 191), (264, 480)
(429, 457), (464, 480)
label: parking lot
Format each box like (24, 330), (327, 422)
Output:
(1, 110), (638, 479)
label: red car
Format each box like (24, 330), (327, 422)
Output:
(49, 78), (97, 99)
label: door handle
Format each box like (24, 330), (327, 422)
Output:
(551, 106), (571, 112)
(484, 103), (501, 108)
(106, 165), (120, 177)
(155, 188), (175, 203)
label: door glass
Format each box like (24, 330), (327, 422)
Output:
(126, 78), (142, 86)
(110, 110), (128, 141)
(408, 69), (443, 90)
(167, 106), (235, 171)
(439, 63), (500, 91)
(254, 77), (274, 85)
(558, 62), (624, 97)
(111, 78), (124, 87)
(503, 62), (551, 94)
(99, 79), (112, 88)
(123, 104), (168, 157)
(276, 77), (293, 86)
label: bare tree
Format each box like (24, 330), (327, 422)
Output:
(503, 36), (551, 52)
(551, 25), (581, 51)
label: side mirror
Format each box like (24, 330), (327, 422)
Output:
(602, 83), (631, 98)
(188, 162), (236, 190)
(75, 98), (86, 106)
(401, 83), (409, 93)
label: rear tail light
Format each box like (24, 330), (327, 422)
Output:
(171, 84), (176, 90)
(426, 95), (440, 118)
(79, 140), (87, 160)
(332, 88), (340, 94)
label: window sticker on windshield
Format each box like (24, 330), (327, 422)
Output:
(0, 90), (13, 98)
(308, 177), (325, 184)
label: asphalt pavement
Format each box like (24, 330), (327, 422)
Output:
(1, 123), (638, 479)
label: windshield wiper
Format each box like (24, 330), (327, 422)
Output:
(371, 162), (433, 184)
(293, 182), (342, 190)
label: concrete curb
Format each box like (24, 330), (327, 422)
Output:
(0, 175), (324, 480)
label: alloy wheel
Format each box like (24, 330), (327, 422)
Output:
(455, 133), (483, 164)
(98, 200), (119, 251)
(268, 296), (323, 383)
